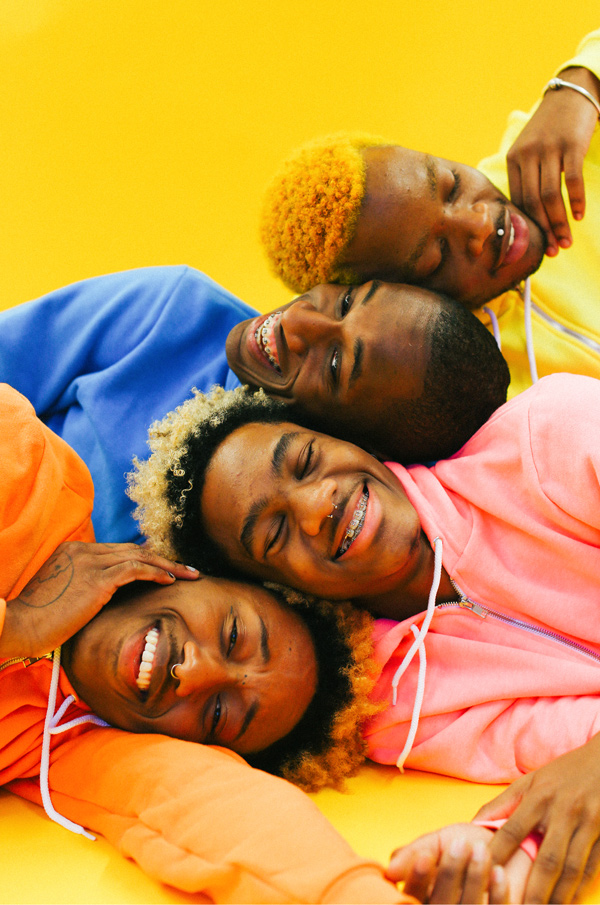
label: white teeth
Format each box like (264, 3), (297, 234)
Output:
(255, 312), (282, 372)
(508, 221), (515, 250)
(136, 627), (159, 691)
(336, 490), (368, 557)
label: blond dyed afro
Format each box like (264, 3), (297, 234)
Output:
(127, 384), (383, 792)
(260, 132), (390, 293)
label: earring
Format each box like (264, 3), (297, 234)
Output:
(170, 663), (181, 680)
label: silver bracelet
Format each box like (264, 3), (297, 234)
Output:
(544, 77), (600, 118)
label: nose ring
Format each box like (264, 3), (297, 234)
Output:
(327, 504), (338, 519)
(170, 663), (181, 680)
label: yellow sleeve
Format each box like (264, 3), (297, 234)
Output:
(9, 728), (409, 904)
(555, 28), (600, 81)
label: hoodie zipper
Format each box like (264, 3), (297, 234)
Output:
(0, 652), (53, 673)
(530, 301), (600, 357)
(437, 579), (600, 664)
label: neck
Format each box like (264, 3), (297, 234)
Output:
(354, 535), (456, 621)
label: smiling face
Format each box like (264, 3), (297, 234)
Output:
(226, 279), (509, 462)
(336, 146), (545, 309)
(200, 421), (437, 613)
(227, 280), (434, 411)
(62, 578), (317, 755)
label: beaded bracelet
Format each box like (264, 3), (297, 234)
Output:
(543, 77), (600, 118)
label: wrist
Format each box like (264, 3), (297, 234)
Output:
(555, 66), (600, 109)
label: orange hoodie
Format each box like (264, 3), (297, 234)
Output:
(0, 384), (407, 904)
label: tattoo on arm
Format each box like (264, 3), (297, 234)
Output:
(17, 551), (74, 608)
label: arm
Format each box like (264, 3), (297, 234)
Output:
(9, 729), (409, 904)
(474, 732), (600, 904)
(506, 30), (600, 255)
(387, 823), (531, 904)
(1, 541), (198, 659)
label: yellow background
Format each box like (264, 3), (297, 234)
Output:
(1, 1), (598, 315)
(2, 2), (600, 902)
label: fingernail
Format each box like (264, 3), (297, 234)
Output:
(167, 571), (175, 579)
(491, 865), (505, 883)
(185, 565), (198, 572)
(471, 840), (487, 863)
(545, 246), (558, 257)
(559, 237), (571, 248)
(449, 837), (467, 858)
(574, 212), (583, 220)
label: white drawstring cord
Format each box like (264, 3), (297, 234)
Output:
(40, 648), (108, 840)
(523, 277), (538, 384)
(392, 536), (443, 772)
(482, 307), (502, 350)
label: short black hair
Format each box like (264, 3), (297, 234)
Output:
(286, 294), (510, 463)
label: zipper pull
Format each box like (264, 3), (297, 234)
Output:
(458, 599), (487, 618)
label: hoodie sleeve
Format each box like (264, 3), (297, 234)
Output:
(0, 266), (257, 542)
(8, 729), (408, 904)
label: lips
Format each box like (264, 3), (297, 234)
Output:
(335, 486), (369, 558)
(502, 211), (529, 267)
(250, 311), (283, 372)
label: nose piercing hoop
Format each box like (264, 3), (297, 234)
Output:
(170, 663), (181, 680)
(327, 504), (338, 519)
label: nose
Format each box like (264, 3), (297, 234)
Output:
(281, 300), (340, 355)
(449, 201), (494, 257)
(289, 477), (337, 536)
(175, 641), (239, 698)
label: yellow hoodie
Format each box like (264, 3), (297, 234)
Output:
(476, 29), (600, 398)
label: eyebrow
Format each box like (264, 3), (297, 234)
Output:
(260, 616), (270, 663)
(403, 156), (437, 281)
(235, 698), (259, 741)
(240, 431), (300, 557)
(346, 280), (378, 388)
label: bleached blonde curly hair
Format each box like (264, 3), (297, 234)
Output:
(260, 131), (390, 293)
(127, 385), (383, 792)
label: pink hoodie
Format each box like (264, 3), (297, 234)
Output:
(365, 373), (600, 782)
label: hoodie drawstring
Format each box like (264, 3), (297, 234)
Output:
(391, 536), (443, 772)
(484, 277), (538, 386)
(523, 277), (539, 384)
(40, 647), (109, 840)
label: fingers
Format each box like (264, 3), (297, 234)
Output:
(59, 541), (199, 586)
(563, 147), (587, 222)
(539, 155), (572, 252)
(525, 818), (597, 904)
(573, 836), (600, 902)
(397, 849), (438, 903)
(474, 781), (526, 825)
(427, 837), (490, 904)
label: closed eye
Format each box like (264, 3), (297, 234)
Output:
(448, 169), (461, 203)
(265, 515), (285, 556)
(297, 439), (315, 479)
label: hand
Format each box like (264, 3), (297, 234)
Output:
(2, 541), (199, 659)
(506, 67), (599, 256)
(474, 733), (600, 903)
(387, 823), (512, 903)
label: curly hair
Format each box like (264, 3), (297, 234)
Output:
(254, 584), (381, 792)
(127, 384), (290, 571)
(260, 132), (389, 293)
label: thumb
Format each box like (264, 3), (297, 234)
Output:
(473, 783), (525, 822)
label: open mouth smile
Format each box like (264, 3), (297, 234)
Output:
(136, 625), (159, 691)
(254, 311), (283, 372)
(336, 486), (369, 558)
